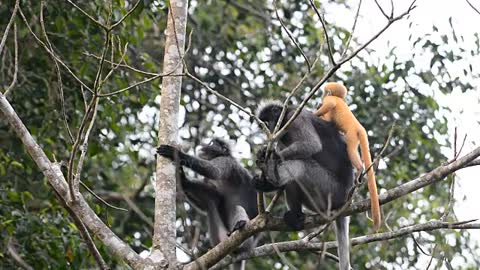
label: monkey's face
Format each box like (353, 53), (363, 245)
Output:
(258, 105), (283, 132)
(199, 139), (231, 159)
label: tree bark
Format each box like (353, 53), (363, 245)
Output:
(152, 0), (188, 268)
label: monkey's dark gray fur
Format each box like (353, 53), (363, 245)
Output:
(157, 138), (257, 270)
(255, 101), (354, 270)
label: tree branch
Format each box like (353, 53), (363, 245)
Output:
(184, 144), (480, 270)
(0, 0), (19, 57)
(213, 220), (480, 268)
(0, 93), (144, 269)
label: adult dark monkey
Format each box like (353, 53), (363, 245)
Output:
(254, 101), (355, 270)
(157, 138), (258, 270)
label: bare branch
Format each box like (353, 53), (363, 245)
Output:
(83, 52), (158, 76)
(273, 1), (417, 140)
(466, 0), (480, 15)
(80, 181), (128, 212)
(185, 71), (271, 135)
(53, 189), (110, 270)
(464, 158), (480, 168)
(374, 0), (389, 19)
(0, 0), (19, 57)
(4, 22), (18, 97)
(110, 0), (142, 29)
(184, 145), (480, 270)
(18, 8), (93, 93)
(39, 2), (74, 142)
(0, 93), (144, 268)
(341, 0), (362, 58)
(67, 96), (99, 201)
(214, 219), (480, 268)
(7, 238), (34, 270)
(66, 0), (108, 30)
(274, 0), (312, 71)
(309, 0), (335, 65)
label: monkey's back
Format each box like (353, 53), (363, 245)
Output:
(326, 96), (361, 133)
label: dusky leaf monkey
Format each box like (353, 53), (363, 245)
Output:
(157, 138), (258, 270)
(254, 101), (354, 270)
(315, 82), (381, 232)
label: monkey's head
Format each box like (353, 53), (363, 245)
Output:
(256, 100), (285, 132)
(323, 82), (347, 99)
(199, 138), (231, 159)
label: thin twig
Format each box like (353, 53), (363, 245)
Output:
(341, 0), (362, 58)
(0, 0), (19, 57)
(93, 30), (112, 93)
(265, 191), (282, 212)
(39, 2), (74, 142)
(98, 28), (192, 97)
(83, 52), (158, 76)
(268, 232), (299, 270)
(274, 0), (311, 71)
(80, 181), (128, 212)
(4, 22), (18, 97)
(67, 96), (98, 200)
(309, 0), (335, 66)
(185, 71), (270, 134)
(110, 0), (142, 29)
(18, 8), (93, 93)
(466, 0), (480, 15)
(72, 98), (99, 198)
(374, 0), (389, 19)
(273, 1), (416, 141)
(66, 0), (108, 30)
(52, 188), (110, 270)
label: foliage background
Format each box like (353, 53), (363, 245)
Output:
(0, 0), (479, 269)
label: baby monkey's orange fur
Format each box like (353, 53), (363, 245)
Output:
(315, 82), (381, 231)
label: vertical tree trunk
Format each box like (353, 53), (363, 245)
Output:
(152, 0), (188, 268)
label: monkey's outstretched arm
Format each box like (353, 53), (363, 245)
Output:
(314, 97), (336, 116)
(179, 168), (222, 212)
(157, 145), (222, 179)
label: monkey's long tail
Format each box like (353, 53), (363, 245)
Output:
(358, 131), (381, 232)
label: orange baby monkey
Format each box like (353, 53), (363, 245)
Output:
(315, 82), (381, 231)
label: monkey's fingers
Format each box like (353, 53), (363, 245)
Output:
(157, 144), (178, 159)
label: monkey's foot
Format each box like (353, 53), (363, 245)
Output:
(253, 175), (278, 192)
(227, 220), (247, 236)
(284, 211), (305, 230)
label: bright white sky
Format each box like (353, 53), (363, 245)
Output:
(331, 0), (480, 268)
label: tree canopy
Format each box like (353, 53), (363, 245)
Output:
(1, 0), (479, 269)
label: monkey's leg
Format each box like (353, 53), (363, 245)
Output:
(345, 132), (363, 172)
(228, 205), (250, 234)
(227, 205), (255, 253)
(284, 183), (306, 230)
(206, 201), (229, 246)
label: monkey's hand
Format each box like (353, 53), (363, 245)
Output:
(255, 146), (268, 168)
(255, 146), (280, 168)
(157, 144), (180, 161)
(253, 174), (279, 192)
